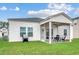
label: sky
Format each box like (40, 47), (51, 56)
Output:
(0, 3), (79, 21)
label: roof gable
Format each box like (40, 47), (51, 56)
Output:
(45, 12), (71, 20)
(40, 12), (72, 24)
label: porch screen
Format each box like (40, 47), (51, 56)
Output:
(20, 27), (26, 37)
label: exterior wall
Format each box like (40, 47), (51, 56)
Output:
(58, 25), (70, 39)
(73, 19), (79, 38)
(52, 25), (58, 38)
(9, 20), (40, 42)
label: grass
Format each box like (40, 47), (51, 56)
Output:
(0, 38), (79, 55)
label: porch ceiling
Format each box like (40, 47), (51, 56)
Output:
(52, 22), (70, 25)
(40, 21), (70, 26)
(40, 19), (71, 25)
(40, 22), (70, 28)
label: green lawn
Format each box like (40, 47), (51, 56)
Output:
(0, 38), (79, 55)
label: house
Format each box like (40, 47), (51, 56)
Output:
(72, 17), (79, 38)
(8, 12), (73, 44)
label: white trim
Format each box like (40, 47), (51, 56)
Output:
(49, 22), (52, 44)
(69, 24), (73, 42)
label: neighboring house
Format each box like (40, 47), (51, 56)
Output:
(8, 12), (73, 44)
(72, 17), (79, 38)
(0, 27), (8, 37)
(0, 22), (8, 38)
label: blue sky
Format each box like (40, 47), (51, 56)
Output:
(0, 3), (79, 21)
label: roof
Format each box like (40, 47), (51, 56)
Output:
(72, 17), (79, 20)
(8, 18), (44, 22)
(39, 12), (72, 23)
(8, 12), (72, 22)
(45, 12), (71, 20)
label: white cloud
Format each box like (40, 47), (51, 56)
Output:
(48, 3), (74, 13)
(15, 7), (20, 11)
(10, 7), (20, 11)
(0, 6), (20, 11)
(0, 6), (7, 11)
(74, 8), (79, 14)
(73, 8), (79, 17)
(27, 3), (75, 18)
(28, 9), (62, 18)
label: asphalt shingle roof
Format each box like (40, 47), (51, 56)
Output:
(8, 12), (72, 22)
(8, 18), (44, 22)
(72, 17), (79, 20)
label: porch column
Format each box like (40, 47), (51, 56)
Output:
(69, 24), (73, 42)
(57, 25), (58, 35)
(49, 22), (52, 44)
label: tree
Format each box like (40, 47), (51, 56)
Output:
(0, 22), (9, 29)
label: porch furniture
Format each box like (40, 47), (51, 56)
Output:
(61, 35), (66, 41)
(46, 36), (53, 39)
(23, 38), (28, 42)
(22, 34), (28, 42)
(46, 36), (49, 39)
(54, 35), (60, 42)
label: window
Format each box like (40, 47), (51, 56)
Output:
(46, 29), (49, 39)
(46, 29), (49, 36)
(20, 27), (26, 37)
(51, 29), (53, 39)
(28, 27), (33, 37)
(64, 29), (67, 36)
(20, 27), (33, 37)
